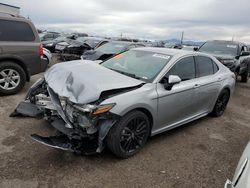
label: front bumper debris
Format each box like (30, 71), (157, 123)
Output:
(10, 101), (44, 118)
(10, 78), (120, 155)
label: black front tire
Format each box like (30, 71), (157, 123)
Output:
(0, 62), (26, 95)
(211, 89), (230, 117)
(107, 110), (150, 158)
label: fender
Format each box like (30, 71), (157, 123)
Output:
(0, 54), (30, 81)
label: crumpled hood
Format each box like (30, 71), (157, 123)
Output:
(82, 50), (114, 61)
(44, 60), (144, 104)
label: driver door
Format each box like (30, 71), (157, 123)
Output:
(155, 56), (201, 132)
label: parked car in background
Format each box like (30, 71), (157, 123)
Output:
(225, 140), (250, 188)
(43, 48), (52, 65)
(42, 35), (76, 53)
(0, 12), (47, 95)
(71, 32), (88, 38)
(181, 45), (199, 51)
(39, 32), (60, 42)
(11, 48), (235, 158)
(164, 42), (182, 49)
(61, 37), (109, 61)
(81, 41), (145, 61)
(198, 40), (250, 82)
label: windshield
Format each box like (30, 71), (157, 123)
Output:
(76, 37), (87, 42)
(102, 50), (172, 82)
(199, 42), (238, 56)
(96, 42), (127, 54)
(85, 39), (102, 48)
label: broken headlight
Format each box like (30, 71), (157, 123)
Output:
(74, 103), (116, 115)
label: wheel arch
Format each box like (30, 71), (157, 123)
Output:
(221, 86), (231, 97)
(0, 57), (30, 81)
(131, 107), (154, 132)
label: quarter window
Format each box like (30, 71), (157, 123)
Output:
(196, 56), (214, 77)
(167, 56), (195, 81)
(0, 20), (35, 41)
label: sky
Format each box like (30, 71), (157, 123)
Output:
(3, 0), (250, 42)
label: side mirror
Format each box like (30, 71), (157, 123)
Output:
(193, 47), (199, 51)
(241, 51), (250, 56)
(162, 75), (181, 90)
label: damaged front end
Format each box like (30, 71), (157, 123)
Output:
(10, 78), (120, 154)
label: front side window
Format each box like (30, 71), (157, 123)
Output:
(102, 50), (172, 82)
(0, 20), (35, 41)
(167, 56), (196, 81)
(196, 56), (215, 77)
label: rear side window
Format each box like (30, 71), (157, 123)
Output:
(167, 56), (196, 81)
(196, 56), (214, 77)
(0, 20), (35, 41)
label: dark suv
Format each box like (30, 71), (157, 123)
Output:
(0, 13), (47, 95)
(198, 40), (250, 82)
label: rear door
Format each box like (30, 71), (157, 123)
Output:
(0, 18), (42, 75)
(194, 55), (222, 113)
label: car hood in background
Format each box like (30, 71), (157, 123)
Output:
(44, 61), (144, 104)
(82, 50), (114, 61)
(42, 40), (55, 45)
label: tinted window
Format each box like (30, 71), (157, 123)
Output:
(167, 56), (195, 81)
(196, 56), (214, 77)
(0, 20), (35, 41)
(199, 41), (238, 56)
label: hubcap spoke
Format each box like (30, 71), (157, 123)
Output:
(0, 71), (7, 77)
(0, 79), (5, 84)
(3, 82), (9, 89)
(12, 76), (20, 80)
(8, 70), (14, 76)
(10, 81), (17, 87)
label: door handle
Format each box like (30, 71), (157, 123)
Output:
(193, 84), (200, 88)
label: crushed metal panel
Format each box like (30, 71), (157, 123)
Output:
(9, 101), (43, 118)
(44, 60), (144, 104)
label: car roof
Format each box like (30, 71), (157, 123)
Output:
(132, 47), (198, 56)
(108, 41), (137, 45)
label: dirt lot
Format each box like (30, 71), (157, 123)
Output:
(0, 58), (250, 188)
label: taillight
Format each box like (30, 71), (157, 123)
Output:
(40, 44), (44, 57)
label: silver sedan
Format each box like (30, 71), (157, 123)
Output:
(11, 48), (235, 158)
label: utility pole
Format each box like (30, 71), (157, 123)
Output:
(181, 31), (184, 45)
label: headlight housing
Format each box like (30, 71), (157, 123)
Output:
(74, 103), (116, 115)
(92, 104), (116, 115)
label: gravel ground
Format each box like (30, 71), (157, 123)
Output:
(0, 57), (250, 188)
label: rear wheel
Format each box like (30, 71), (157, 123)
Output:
(107, 110), (150, 158)
(241, 69), (249, 83)
(211, 90), (230, 117)
(0, 62), (26, 95)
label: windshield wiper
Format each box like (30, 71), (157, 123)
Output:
(109, 68), (141, 80)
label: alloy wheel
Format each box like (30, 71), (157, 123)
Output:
(120, 117), (148, 153)
(0, 69), (20, 90)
